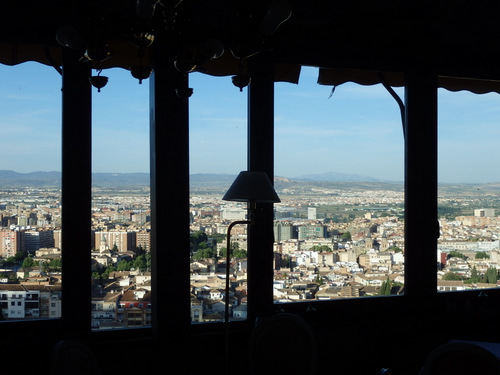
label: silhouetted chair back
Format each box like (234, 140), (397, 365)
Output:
(420, 340), (500, 375)
(51, 339), (102, 375)
(248, 312), (317, 375)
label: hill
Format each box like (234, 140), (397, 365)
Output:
(0, 170), (150, 188)
(1, 171), (498, 197)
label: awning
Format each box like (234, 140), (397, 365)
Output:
(3, 1), (500, 95)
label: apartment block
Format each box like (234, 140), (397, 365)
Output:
(0, 229), (22, 258)
(23, 229), (54, 254)
(136, 229), (151, 252)
(95, 231), (137, 252)
(274, 221), (297, 241)
(298, 224), (327, 239)
(221, 205), (247, 221)
(474, 208), (495, 217)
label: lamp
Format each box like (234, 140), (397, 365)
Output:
(89, 70), (108, 92)
(223, 171), (280, 204)
(56, 25), (86, 52)
(222, 171), (280, 373)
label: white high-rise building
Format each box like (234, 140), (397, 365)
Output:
(221, 206), (247, 221)
(308, 207), (317, 220)
(474, 208), (495, 217)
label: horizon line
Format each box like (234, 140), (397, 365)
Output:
(0, 170), (499, 185)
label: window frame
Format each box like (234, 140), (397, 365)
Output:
(3, 57), (500, 358)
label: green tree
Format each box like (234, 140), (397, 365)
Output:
(219, 242), (247, 259)
(379, 277), (392, 295)
(485, 267), (498, 284)
(21, 256), (34, 268)
(467, 266), (482, 284)
(388, 246), (402, 253)
(101, 265), (116, 280)
(442, 271), (463, 281)
(134, 245), (146, 257)
(190, 231), (208, 253)
(475, 251), (490, 259)
(341, 231), (352, 241)
(233, 248), (248, 259)
(133, 255), (148, 271)
(447, 251), (465, 260)
(117, 259), (131, 271)
(208, 233), (226, 243)
(315, 273), (324, 285)
(5, 251), (27, 267)
(310, 245), (331, 252)
(193, 247), (216, 261)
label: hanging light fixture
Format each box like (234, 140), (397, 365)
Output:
(175, 87), (194, 100)
(89, 69), (108, 92)
(131, 31), (155, 49)
(83, 40), (112, 63)
(174, 38), (225, 73)
(232, 74), (251, 92)
(130, 65), (152, 84)
(56, 25), (86, 52)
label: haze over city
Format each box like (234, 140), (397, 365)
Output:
(1, 62), (499, 184)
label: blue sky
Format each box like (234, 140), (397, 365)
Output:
(1, 62), (499, 183)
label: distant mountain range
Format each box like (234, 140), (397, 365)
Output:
(1, 170), (498, 194)
(0, 170), (150, 187)
(0, 170), (385, 188)
(293, 171), (382, 182)
(0, 170), (62, 187)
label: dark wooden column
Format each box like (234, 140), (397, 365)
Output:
(150, 40), (191, 371)
(247, 54), (276, 323)
(61, 48), (92, 336)
(404, 70), (439, 302)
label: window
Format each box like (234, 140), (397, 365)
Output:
(0, 62), (62, 321)
(189, 72), (248, 323)
(274, 67), (405, 301)
(438, 86), (500, 291)
(186, 66), (408, 323)
(90, 68), (150, 330)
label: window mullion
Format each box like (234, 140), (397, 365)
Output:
(404, 69), (439, 302)
(61, 48), (93, 335)
(247, 54), (276, 322)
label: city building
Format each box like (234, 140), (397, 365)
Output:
(297, 224), (328, 239)
(474, 208), (496, 217)
(221, 205), (247, 221)
(0, 284), (61, 320)
(117, 288), (152, 327)
(135, 229), (151, 252)
(273, 220), (297, 241)
(23, 229), (54, 254)
(94, 230), (136, 252)
(0, 229), (21, 258)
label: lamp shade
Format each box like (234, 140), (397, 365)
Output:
(223, 171), (281, 203)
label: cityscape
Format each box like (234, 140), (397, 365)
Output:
(0, 172), (499, 329)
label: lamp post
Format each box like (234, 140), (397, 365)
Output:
(222, 171), (280, 373)
(224, 219), (250, 324)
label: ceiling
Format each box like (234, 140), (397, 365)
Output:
(2, 0), (500, 93)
